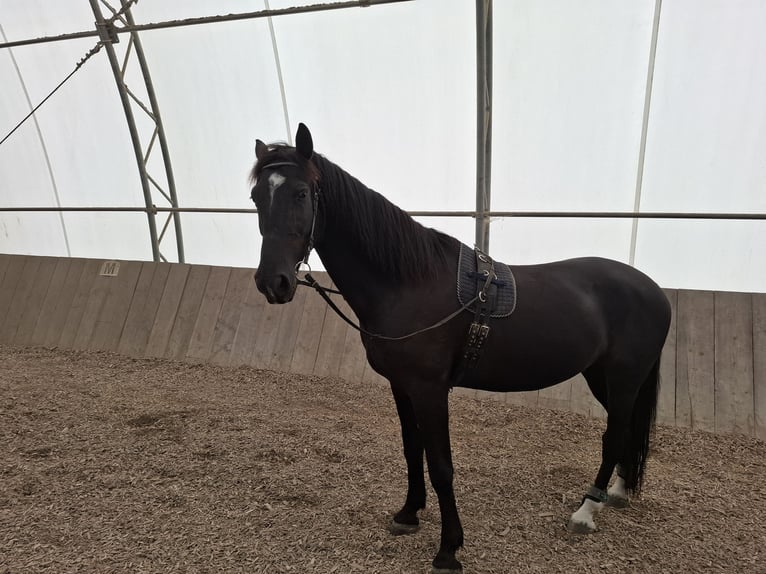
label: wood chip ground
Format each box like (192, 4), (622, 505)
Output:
(1, 346), (764, 573)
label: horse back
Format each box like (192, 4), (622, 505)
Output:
(458, 256), (671, 392)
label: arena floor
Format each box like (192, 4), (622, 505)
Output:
(1, 346), (764, 573)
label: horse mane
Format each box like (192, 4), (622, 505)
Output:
(311, 153), (455, 283)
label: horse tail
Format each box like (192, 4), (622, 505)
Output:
(624, 356), (661, 494)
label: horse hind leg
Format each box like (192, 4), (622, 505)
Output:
(582, 364), (630, 509)
(569, 359), (661, 534)
(568, 408), (627, 534)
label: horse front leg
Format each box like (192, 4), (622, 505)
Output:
(389, 384), (426, 535)
(408, 383), (464, 573)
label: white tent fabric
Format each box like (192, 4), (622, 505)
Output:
(1, 0), (764, 292)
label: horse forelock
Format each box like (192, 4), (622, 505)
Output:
(250, 144), (319, 186)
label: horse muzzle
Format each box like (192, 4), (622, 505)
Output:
(254, 270), (297, 304)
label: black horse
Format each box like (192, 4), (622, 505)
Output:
(251, 124), (671, 573)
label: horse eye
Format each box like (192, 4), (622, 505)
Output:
(296, 190), (308, 201)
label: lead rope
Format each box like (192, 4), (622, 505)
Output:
(296, 273), (478, 342)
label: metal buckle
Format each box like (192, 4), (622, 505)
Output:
(295, 260), (312, 277)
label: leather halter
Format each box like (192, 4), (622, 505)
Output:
(260, 160), (319, 268)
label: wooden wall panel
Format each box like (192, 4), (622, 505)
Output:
(90, 261), (143, 352)
(228, 280), (268, 367)
(118, 262), (172, 357)
(186, 267), (231, 362)
(209, 267), (254, 365)
(28, 258), (71, 346)
(0, 256), (42, 344)
(2, 255), (764, 439)
(268, 286), (309, 373)
(289, 286), (327, 375)
(145, 264), (190, 358)
(0, 254), (11, 285)
(537, 379), (573, 413)
(12, 257), (58, 347)
(753, 293), (766, 441)
(0, 256), (27, 327)
(338, 320), (368, 384)
(714, 292), (754, 435)
(164, 265), (210, 360)
(675, 290), (715, 432)
(249, 299), (285, 369)
(657, 289), (678, 426)
(44, 258), (90, 348)
(568, 374), (606, 420)
(313, 281), (349, 378)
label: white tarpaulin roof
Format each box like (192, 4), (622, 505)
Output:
(1, 0), (764, 292)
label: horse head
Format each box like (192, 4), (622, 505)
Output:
(251, 123), (319, 304)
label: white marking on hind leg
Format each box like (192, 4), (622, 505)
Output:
(607, 475), (630, 507)
(569, 498), (604, 534)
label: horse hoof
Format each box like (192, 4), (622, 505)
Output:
(567, 518), (597, 535)
(388, 520), (419, 536)
(432, 568), (463, 574)
(607, 494), (630, 508)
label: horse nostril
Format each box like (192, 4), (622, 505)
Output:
(277, 274), (291, 295)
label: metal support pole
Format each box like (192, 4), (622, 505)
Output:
(120, 1), (185, 262)
(89, 0), (161, 261)
(629, 0), (663, 266)
(475, 0), (493, 252)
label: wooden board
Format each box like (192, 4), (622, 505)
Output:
(289, 287), (327, 375)
(268, 286), (309, 372)
(44, 258), (90, 348)
(657, 289), (678, 426)
(0, 254), (11, 286)
(117, 262), (172, 357)
(228, 280), (268, 367)
(675, 290), (715, 431)
(249, 295), (285, 370)
(338, 312), (368, 384)
(569, 374), (605, 419)
(12, 257), (58, 346)
(537, 379), (573, 413)
(145, 264), (191, 358)
(0, 256), (42, 344)
(71, 263), (116, 350)
(313, 281), (349, 378)
(714, 292), (754, 435)
(164, 265), (211, 360)
(0, 256), (26, 326)
(185, 266), (231, 362)
(29, 258), (71, 346)
(753, 293), (766, 441)
(208, 267), (254, 365)
(90, 261), (143, 352)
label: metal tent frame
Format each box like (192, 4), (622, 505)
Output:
(1, 0), (764, 264)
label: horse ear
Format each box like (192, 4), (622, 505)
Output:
(255, 139), (269, 160)
(295, 123), (313, 160)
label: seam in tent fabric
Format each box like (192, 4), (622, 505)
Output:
(629, 0), (663, 268)
(264, 0), (293, 145)
(0, 22), (71, 257)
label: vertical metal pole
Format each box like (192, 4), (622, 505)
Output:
(629, 0), (663, 266)
(475, 0), (493, 252)
(120, 1), (185, 262)
(89, 0), (160, 262)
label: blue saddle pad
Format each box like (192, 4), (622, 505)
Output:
(457, 243), (517, 318)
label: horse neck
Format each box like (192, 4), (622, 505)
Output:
(311, 156), (452, 323)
